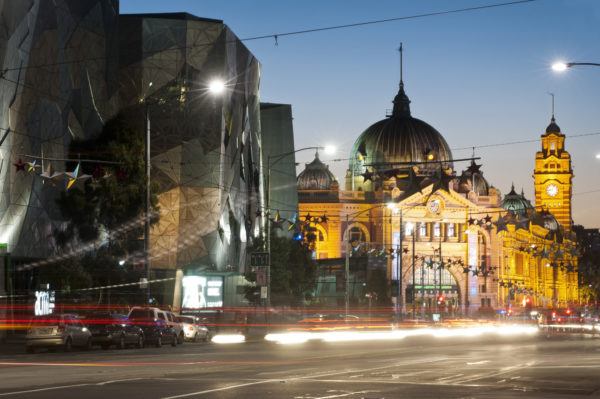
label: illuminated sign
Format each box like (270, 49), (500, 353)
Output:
(182, 275), (224, 309)
(34, 290), (55, 316)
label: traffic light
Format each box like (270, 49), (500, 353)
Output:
(437, 295), (445, 306)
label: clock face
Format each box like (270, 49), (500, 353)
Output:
(546, 184), (559, 197)
(427, 199), (441, 214)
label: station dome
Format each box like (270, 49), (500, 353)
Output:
(297, 152), (338, 190)
(349, 82), (453, 177)
(501, 185), (534, 215)
(457, 160), (490, 196)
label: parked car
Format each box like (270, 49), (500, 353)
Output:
(165, 311), (185, 344)
(127, 307), (177, 347)
(86, 312), (144, 349)
(26, 314), (92, 353)
(178, 315), (211, 342)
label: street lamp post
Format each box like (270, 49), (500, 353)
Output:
(143, 78), (225, 305)
(397, 210), (403, 319)
(552, 61), (600, 72)
(266, 146), (334, 308)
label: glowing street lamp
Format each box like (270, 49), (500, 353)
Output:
(323, 145), (336, 155)
(551, 62), (568, 72)
(551, 61), (600, 72)
(208, 79), (226, 95)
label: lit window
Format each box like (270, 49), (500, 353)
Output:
(550, 142), (556, 150)
(448, 223), (455, 237)
(433, 223), (441, 237)
(419, 223), (427, 236)
(405, 222), (414, 235)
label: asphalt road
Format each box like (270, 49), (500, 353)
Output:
(0, 334), (599, 398)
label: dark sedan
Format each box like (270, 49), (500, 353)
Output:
(86, 312), (145, 349)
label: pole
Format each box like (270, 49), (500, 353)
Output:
(345, 214), (350, 316)
(421, 228), (425, 318)
(397, 211), (403, 320)
(438, 231), (442, 315)
(144, 102), (151, 305)
(266, 155), (271, 310)
(411, 228), (416, 319)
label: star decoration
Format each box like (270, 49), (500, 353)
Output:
(402, 247), (409, 254)
(406, 167), (424, 193)
(466, 160), (483, 175)
(13, 158), (26, 172)
(515, 216), (530, 231)
(40, 163), (63, 183)
(431, 166), (454, 194)
(26, 160), (41, 172)
(484, 214), (493, 224)
(65, 163), (91, 190)
(495, 217), (508, 233)
(361, 168), (374, 183)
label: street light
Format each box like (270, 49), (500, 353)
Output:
(143, 78), (225, 304)
(552, 61), (600, 72)
(208, 79), (226, 94)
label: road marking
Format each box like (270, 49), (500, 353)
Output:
(161, 380), (279, 399)
(437, 373), (464, 382)
(467, 360), (490, 365)
(96, 378), (145, 386)
(311, 390), (378, 399)
(0, 383), (91, 396)
(161, 357), (449, 398)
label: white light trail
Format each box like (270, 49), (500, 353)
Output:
(264, 324), (538, 345)
(211, 334), (245, 344)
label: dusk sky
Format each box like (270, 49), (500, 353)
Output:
(121, 0), (600, 227)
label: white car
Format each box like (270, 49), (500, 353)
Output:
(26, 314), (92, 353)
(178, 315), (211, 342)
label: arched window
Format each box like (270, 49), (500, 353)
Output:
(349, 226), (365, 243)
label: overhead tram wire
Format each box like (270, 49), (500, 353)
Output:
(0, 0), (540, 75)
(320, 130), (600, 163)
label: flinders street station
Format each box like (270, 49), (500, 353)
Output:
(297, 74), (579, 314)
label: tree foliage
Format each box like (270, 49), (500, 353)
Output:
(50, 109), (159, 298)
(245, 236), (317, 306)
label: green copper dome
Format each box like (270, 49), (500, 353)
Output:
(349, 83), (453, 177)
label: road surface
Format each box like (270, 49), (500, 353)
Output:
(0, 334), (598, 398)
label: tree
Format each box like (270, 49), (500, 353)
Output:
(51, 109), (159, 302)
(245, 236), (317, 306)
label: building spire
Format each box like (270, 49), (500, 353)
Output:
(545, 92), (561, 133)
(392, 42), (411, 117)
(399, 42), (403, 88)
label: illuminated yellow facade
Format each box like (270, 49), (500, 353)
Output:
(533, 117), (573, 231)
(296, 80), (579, 312)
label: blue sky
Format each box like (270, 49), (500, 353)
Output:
(121, 0), (600, 227)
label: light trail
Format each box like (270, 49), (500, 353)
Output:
(265, 324), (539, 345)
(211, 334), (246, 344)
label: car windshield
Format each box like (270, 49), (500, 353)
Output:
(128, 309), (153, 320)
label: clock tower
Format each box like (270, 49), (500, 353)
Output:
(533, 116), (573, 231)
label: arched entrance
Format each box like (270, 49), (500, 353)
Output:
(403, 259), (467, 315)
